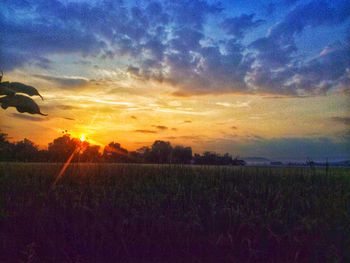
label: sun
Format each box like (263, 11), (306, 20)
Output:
(80, 134), (86, 142)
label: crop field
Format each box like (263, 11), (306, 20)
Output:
(1, 163), (350, 263)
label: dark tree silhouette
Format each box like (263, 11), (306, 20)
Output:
(103, 142), (128, 163)
(47, 135), (79, 162)
(172, 145), (192, 164)
(0, 132), (247, 165)
(193, 152), (245, 165)
(150, 140), (173, 163)
(12, 138), (39, 162)
(0, 132), (14, 161)
(80, 145), (101, 162)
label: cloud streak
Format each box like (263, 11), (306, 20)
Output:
(34, 74), (89, 87)
(134, 129), (157, 134)
(11, 113), (47, 122)
(332, 117), (350, 125)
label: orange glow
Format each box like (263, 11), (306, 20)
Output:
(80, 134), (86, 142)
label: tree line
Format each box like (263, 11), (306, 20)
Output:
(0, 132), (246, 165)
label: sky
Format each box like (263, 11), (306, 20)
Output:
(0, 0), (349, 160)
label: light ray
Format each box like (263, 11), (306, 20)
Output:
(51, 147), (78, 189)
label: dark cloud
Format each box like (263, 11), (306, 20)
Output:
(221, 14), (264, 38)
(55, 105), (80, 110)
(0, 4), (106, 70)
(252, 1), (344, 66)
(269, 0), (350, 39)
(152, 125), (168, 130)
(0, 49), (52, 71)
(63, 117), (75, 121)
(134, 129), (157, 134)
(248, 0), (350, 96)
(253, 137), (350, 160)
(1, 0), (349, 97)
(248, 42), (350, 96)
(332, 117), (350, 125)
(207, 136), (350, 160)
(127, 66), (140, 76)
(169, 1), (222, 29)
(163, 38), (252, 95)
(164, 135), (203, 141)
(33, 74), (89, 87)
(11, 113), (47, 122)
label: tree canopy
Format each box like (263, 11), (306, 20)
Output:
(0, 131), (245, 165)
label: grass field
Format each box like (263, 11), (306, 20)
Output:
(1, 163), (350, 262)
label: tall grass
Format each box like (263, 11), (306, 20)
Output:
(0, 163), (349, 262)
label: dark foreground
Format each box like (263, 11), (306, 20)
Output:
(1, 163), (349, 263)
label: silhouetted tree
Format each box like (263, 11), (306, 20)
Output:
(103, 142), (128, 163)
(172, 145), (192, 164)
(221, 153), (233, 165)
(232, 156), (246, 166)
(193, 152), (245, 165)
(12, 138), (39, 162)
(36, 149), (49, 162)
(0, 132), (246, 165)
(47, 135), (79, 162)
(80, 144), (101, 162)
(201, 151), (218, 165)
(150, 140), (172, 163)
(130, 146), (151, 163)
(0, 132), (14, 161)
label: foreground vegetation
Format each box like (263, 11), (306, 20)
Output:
(1, 163), (349, 262)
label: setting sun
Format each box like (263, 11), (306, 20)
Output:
(80, 134), (86, 142)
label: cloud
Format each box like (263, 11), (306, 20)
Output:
(216, 101), (251, 108)
(11, 113), (47, 122)
(33, 74), (89, 87)
(269, 0), (350, 40)
(221, 14), (264, 38)
(0, 4), (106, 70)
(254, 136), (350, 159)
(206, 136), (350, 160)
(1, 0), (349, 97)
(247, 0), (350, 96)
(63, 117), (75, 121)
(164, 135), (203, 141)
(134, 129), (157, 134)
(152, 125), (168, 130)
(248, 42), (350, 96)
(169, 1), (222, 29)
(332, 117), (350, 125)
(55, 105), (81, 110)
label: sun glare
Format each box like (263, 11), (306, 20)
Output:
(80, 134), (86, 142)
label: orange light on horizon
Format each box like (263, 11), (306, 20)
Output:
(80, 134), (86, 142)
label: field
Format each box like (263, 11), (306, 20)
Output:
(1, 163), (350, 263)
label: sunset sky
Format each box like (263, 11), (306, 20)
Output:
(0, 0), (349, 160)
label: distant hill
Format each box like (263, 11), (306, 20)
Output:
(243, 157), (270, 162)
(316, 160), (350, 167)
